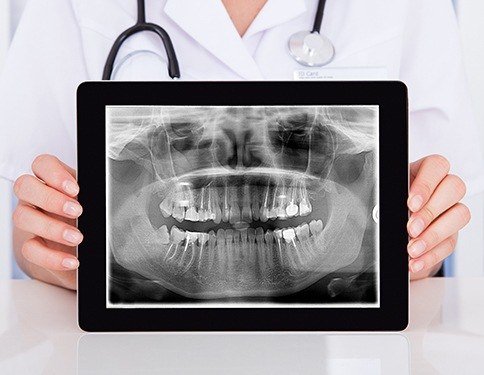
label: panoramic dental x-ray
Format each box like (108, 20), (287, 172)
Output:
(107, 105), (379, 307)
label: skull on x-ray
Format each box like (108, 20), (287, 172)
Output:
(107, 106), (377, 300)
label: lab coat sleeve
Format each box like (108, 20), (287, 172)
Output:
(400, 0), (484, 195)
(0, 0), (88, 182)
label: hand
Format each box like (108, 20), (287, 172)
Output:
(13, 155), (83, 290)
(407, 155), (470, 280)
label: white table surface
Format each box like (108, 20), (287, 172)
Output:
(0, 278), (483, 375)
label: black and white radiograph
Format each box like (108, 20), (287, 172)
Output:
(107, 106), (379, 306)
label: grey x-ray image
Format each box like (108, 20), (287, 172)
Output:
(106, 105), (379, 307)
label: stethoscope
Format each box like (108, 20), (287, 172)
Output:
(102, 0), (334, 80)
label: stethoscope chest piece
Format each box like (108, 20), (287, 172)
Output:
(288, 31), (335, 67)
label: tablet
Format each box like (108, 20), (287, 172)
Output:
(77, 81), (408, 332)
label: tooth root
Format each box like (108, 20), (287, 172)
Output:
(295, 223), (310, 240)
(255, 227), (266, 273)
(185, 207), (199, 222)
(229, 203), (241, 224)
(157, 225), (170, 244)
(273, 229), (285, 267)
(159, 197), (172, 218)
(197, 232), (210, 271)
(282, 228), (296, 244)
(225, 229), (234, 264)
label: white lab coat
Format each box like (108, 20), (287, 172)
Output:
(0, 0), (483, 193)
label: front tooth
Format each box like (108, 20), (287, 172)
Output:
(185, 206), (199, 222)
(241, 186), (252, 222)
(157, 225), (170, 244)
(251, 188), (260, 221)
(170, 226), (185, 244)
(295, 223), (310, 240)
(282, 228), (296, 244)
(159, 197), (172, 218)
(229, 202), (241, 224)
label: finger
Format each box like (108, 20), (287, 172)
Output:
(407, 174), (466, 238)
(13, 204), (84, 246)
(409, 234), (457, 274)
(21, 237), (79, 271)
(31, 154), (79, 197)
(407, 203), (470, 259)
(408, 155), (450, 212)
(14, 175), (83, 218)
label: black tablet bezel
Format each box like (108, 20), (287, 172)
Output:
(77, 81), (408, 332)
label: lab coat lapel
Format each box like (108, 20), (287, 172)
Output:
(164, 0), (307, 80)
(165, 0), (261, 79)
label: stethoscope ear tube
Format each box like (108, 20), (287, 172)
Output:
(103, 0), (180, 80)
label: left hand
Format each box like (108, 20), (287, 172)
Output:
(407, 155), (470, 280)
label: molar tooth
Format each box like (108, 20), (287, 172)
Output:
(170, 226), (185, 244)
(295, 223), (310, 240)
(222, 185), (230, 222)
(299, 199), (311, 217)
(185, 207), (199, 222)
(309, 220), (323, 236)
(286, 203), (298, 217)
(282, 228), (296, 244)
(172, 205), (185, 222)
(159, 197), (172, 218)
(260, 184), (271, 222)
(285, 186), (299, 217)
(316, 219), (323, 233)
(229, 202), (241, 224)
(157, 225), (170, 244)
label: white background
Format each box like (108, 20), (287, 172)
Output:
(0, 0), (483, 278)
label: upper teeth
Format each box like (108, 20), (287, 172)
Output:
(159, 180), (314, 223)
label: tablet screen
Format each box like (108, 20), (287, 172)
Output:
(105, 105), (379, 308)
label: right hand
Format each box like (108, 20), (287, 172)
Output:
(13, 154), (83, 290)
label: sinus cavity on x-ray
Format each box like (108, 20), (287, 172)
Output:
(106, 105), (380, 308)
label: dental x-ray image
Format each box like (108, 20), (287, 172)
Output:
(106, 105), (379, 308)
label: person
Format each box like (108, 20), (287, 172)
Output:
(0, 0), (481, 291)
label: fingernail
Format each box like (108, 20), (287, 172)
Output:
(408, 240), (426, 257)
(409, 195), (423, 212)
(63, 180), (79, 196)
(409, 218), (425, 237)
(63, 201), (83, 217)
(62, 258), (79, 270)
(63, 229), (83, 244)
(411, 260), (425, 273)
